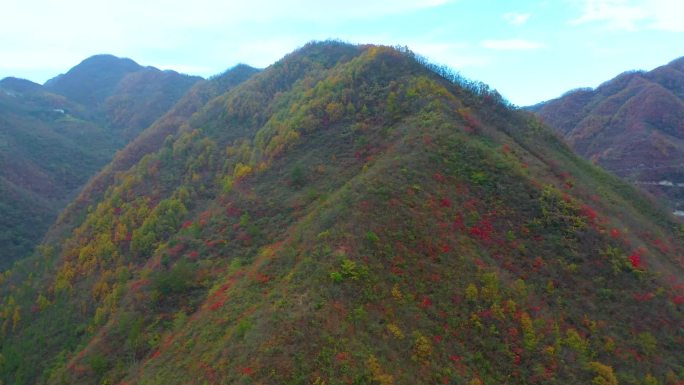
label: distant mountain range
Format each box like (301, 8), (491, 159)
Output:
(2, 42), (684, 385)
(531, 56), (684, 211)
(0, 55), (203, 268)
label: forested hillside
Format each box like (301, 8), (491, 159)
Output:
(0, 56), (203, 268)
(531, 57), (684, 212)
(1, 42), (683, 385)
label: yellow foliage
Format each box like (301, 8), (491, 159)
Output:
(259, 245), (276, 259)
(643, 374), (659, 385)
(391, 284), (403, 301)
(465, 283), (478, 302)
(603, 337), (616, 353)
(366, 355), (394, 385)
(520, 312), (537, 350)
(412, 333), (432, 363)
(387, 323), (404, 340)
(114, 222), (129, 243)
(490, 301), (505, 320)
(54, 263), (76, 293)
(92, 279), (111, 301)
(36, 294), (50, 311)
(233, 163), (253, 179)
(325, 102), (345, 123)
(589, 361), (618, 385)
(12, 307), (21, 331)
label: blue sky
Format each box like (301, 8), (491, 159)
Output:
(1, 0), (683, 105)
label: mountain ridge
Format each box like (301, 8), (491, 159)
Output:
(531, 56), (684, 211)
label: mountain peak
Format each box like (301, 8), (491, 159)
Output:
(44, 54), (144, 106)
(0, 76), (43, 94)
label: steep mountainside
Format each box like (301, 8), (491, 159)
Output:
(1, 42), (684, 385)
(0, 56), (204, 268)
(46, 64), (260, 244)
(531, 57), (684, 211)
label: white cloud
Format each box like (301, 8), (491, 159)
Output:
(569, 0), (684, 32)
(503, 12), (531, 26)
(481, 39), (544, 50)
(0, 0), (460, 80)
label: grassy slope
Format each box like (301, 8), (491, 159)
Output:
(1, 42), (683, 385)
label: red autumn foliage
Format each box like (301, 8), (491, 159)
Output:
(209, 298), (227, 311)
(469, 220), (493, 241)
(610, 228), (620, 238)
(532, 256), (545, 272)
(255, 273), (270, 284)
(452, 214), (465, 231)
(433, 172), (446, 183)
(167, 243), (185, 256)
(130, 279), (150, 292)
(225, 204), (241, 217)
(199, 210), (212, 226)
(653, 238), (670, 253)
(420, 296), (433, 308)
(182, 220), (193, 229)
(241, 367), (254, 376)
(440, 198), (452, 208)
(629, 252), (642, 269)
(513, 354), (522, 365)
(633, 292), (654, 302)
(580, 205), (598, 222)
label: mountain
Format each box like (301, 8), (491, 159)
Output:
(46, 63), (260, 244)
(45, 54), (203, 140)
(0, 79), (120, 269)
(2, 42), (684, 385)
(0, 55), (206, 269)
(530, 56), (684, 211)
(44, 54), (144, 107)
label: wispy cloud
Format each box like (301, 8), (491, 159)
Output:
(503, 12), (531, 26)
(569, 0), (684, 32)
(569, 0), (645, 30)
(481, 39), (544, 51)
